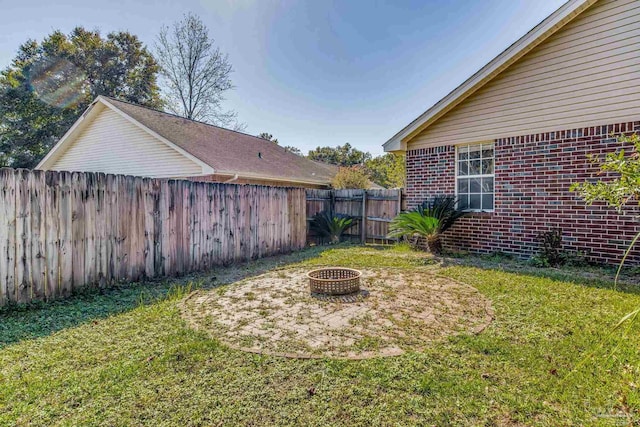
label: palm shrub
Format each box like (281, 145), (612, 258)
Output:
(388, 195), (467, 254)
(310, 210), (356, 244)
(416, 195), (468, 232)
(388, 211), (441, 252)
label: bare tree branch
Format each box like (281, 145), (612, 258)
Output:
(155, 13), (243, 129)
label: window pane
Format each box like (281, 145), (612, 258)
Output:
(469, 146), (481, 159)
(458, 161), (468, 176)
(458, 146), (468, 160)
(470, 177), (481, 193)
(482, 158), (494, 174)
(458, 178), (469, 193)
(469, 159), (481, 175)
(458, 195), (469, 210)
(482, 194), (494, 210)
(469, 194), (481, 210)
(482, 147), (494, 159)
(482, 177), (494, 192)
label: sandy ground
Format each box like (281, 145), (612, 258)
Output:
(180, 267), (493, 359)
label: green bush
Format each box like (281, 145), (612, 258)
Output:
(530, 228), (589, 268)
(331, 167), (370, 189)
(388, 195), (466, 254)
(533, 228), (564, 267)
(309, 210), (356, 244)
(388, 211), (441, 250)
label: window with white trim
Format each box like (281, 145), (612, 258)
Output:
(456, 143), (494, 211)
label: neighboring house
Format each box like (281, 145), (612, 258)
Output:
(37, 96), (337, 188)
(384, 0), (640, 264)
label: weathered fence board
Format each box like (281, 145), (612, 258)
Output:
(15, 170), (31, 303)
(44, 171), (59, 298)
(59, 171), (73, 297)
(32, 171), (45, 298)
(71, 172), (86, 293)
(0, 169), (307, 307)
(306, 188), (403, 243)
(0, 169), (15, 305)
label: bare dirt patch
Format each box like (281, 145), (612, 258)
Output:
(180, 268), (493, 359)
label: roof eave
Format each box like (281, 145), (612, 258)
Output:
(36, 98), (102, 169)
(36, 96), (215, 175)
(212, 170), (332, 186)
(383, 137), (405, 153)
(383, 0), (596, 153)
(98, 96), (215, 175)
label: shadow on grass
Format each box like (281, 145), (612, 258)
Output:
(5, 242), (635, 349)
(0, 245), (333, 348)
(437, 252), (640, 295)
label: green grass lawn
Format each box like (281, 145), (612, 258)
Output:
(1, 244), (639, 426)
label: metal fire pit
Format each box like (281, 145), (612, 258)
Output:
(307, 267), (362, 295)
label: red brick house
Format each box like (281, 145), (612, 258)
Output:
(384, 0), (640, 264)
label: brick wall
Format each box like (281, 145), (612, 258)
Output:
(405, 121), (640, 264)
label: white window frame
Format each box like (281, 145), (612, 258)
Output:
(455, 142), (495, 212)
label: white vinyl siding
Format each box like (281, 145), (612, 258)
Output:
(410, 0), (640, 149)
(48, 105), (203, 177)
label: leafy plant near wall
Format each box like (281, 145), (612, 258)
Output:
(388, 195), (466, 254)
(388, 212), (441, 252)
(309, 210), (356, 244)
(530, 228), (565, 267)
(571, 134), (640, 210)
(570, 133), (640, 325)
(530, 228), (588, 268)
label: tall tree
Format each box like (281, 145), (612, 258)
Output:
(156, 13), (241, 129)
(0, 27), (161, 168)
(307, 143), (371, 167)
(283, 146), (303, 156)
(365, 153), (405, 188)
(257, 132), (303, 155)
(258, 132), (279, 144)
(331, 167), (370, 189)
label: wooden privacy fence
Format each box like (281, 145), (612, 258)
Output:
(306, 189), (404, 243)
(0, 169), (306, 307)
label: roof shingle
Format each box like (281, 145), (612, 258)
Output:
(103, 97), (337, 185)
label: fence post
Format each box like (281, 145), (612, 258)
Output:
(361, 190), (367, 243)
(330, 190), (335, 214)
(395, 189), (402, 242)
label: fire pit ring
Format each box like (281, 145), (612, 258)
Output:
(307, 267), (362, 295)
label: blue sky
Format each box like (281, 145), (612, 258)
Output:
(0, 0), (566, 155)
